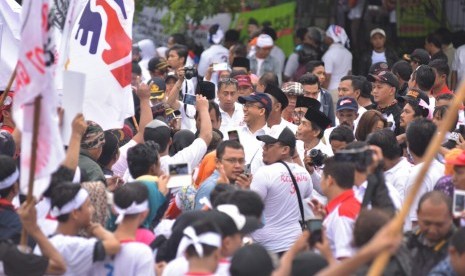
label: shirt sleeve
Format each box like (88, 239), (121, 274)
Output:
(284, 53), (299, 78)
(112, 140), (137, 177)
(136, 246), (156, 276)
(332, 216), (356, 259)
(171, 138), (208, 171)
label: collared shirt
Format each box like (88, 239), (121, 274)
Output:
(238, 124), (269, 165)
(219, 102), (245, 138)
(324, 189), (360, 259)
(384, 157), (413, 202)
(194, 170), (220, 210)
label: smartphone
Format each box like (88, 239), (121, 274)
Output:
(453, 190), (465, 217)
(228, 130), (240, 143)
(213, 62), (228, 71)
(243, 164), (251, 177)
(305, 219), (323, 247)
(167, 163), (191, 188)
(183, 94), (196, 105)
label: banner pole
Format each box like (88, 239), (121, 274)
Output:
(0, 66), (17, 107)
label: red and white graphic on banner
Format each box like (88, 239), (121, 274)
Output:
(13, 0), (65, 198)
(66, 0), (134, 130)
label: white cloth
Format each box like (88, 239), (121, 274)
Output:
(159, 138), (208, 174)
(353, 180), (403, 210)
(219, 102), (245, 137)
(452, 44), (465, 88)
(405, 159), (445, 231)
(34, 234), (97, 276)
(296, 139), (334, 164)
(322, 43), (353, 91)
(284, 52), (299, 78)
(197, 44), (229, 86)
(178, 101), (197, 133)
(384, 157), (413, 203)
(90, 242), (155, 276)
(162, 256), (231, 276)
(251, 162), (313, 252)
(112, 139), (137, 178)
(371, 50), (387, 64)
(238, 124), (270, 165)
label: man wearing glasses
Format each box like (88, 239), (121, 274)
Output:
(217, 78), (245, 137)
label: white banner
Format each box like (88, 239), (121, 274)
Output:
(0, 0), (21, 91)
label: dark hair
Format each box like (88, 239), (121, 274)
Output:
(417, 190), (452, 216)
(323, 157), (354, 189)
(428, 59), (450, 77)
(169, 33), (186, 46)
(0, 155), (17, 198)
(258, 72), (279, 88)
(329, 125), (355, 143)
(451, 228), (465, 254)
(341, 75), (364, 92)
(296, 27), (308, 41)
(345, 141), (372, 172)
(310, 121), (324, 139)
(355, 110), (387, 141)
(433, 105), (457, 132)
(225, 29), (240, 44)
(185, 220), (221, 258)
(248, 18), (259, 26)
(210, 185), (237, 207)
(50, 182), (82, 222)
(223, 190), (264, 219)
(426, 32), (442, 49)
(168, 44), (188, 64)
(132, 61), (142, 76)
(97, 131), (119, 168)
(298, 73), (320, 87)
(194, 101), (220, 123)
(144, 125), (171, 152)
(113, 182), (148, 219)
(405, 99), (425, 118)
(216, 140), (244, 160)
(231, 44), (248, 59)
(297, 44), (319, 65)
(406, 118), (436, 157)
(127, 141), (160, 178)
(436, 93), (454, 103)
(434, 27), (452, 45)
(305, 60), (325, 74)
(261, 26), (277, 41)
(411, 65), (435, 91)
(366, 129), (401, 160)
(391, 60), (413, 82)
(353, 208), (391, 247)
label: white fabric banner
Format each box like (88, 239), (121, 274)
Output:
(0, 0), (21, 91)
(65, 0), (135, 130)
(13, 0), (65, 198)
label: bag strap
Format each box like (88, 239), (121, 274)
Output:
(278, 161), (306, 230)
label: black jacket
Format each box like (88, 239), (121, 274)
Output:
(358, 47), (399, 76)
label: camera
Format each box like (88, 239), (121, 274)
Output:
(184, 66), (198, 80)
(334, 147), (373, 168)
(308, 149), (328, 167)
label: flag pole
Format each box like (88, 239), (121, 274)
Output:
(0, 66), (17, 107)
(367, 80), (465, 275)
(19, 95), (42, 249)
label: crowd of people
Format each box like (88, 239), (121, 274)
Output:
(2, 18), (465, 275)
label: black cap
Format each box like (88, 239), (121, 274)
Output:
(147, 77), (166, 100)
(264, 84), (289, 109)
(295, 96), (321, 110)
(304, 107), (332, 130)
(148, 57), (169, 72)
(403, 48), (430, 65)
(0, 130), (15, 157)
(367, 70), (399, 90)
(256, 127), (296, 148)
(369, 61), (389, 75)
(196, 81), (216, 100)
(398, 87), (430, 105)
(392, 60), (413, 82)
(232, 57), (250, 71)
(292, 252), (328, 276)
(230, 244), (274, 276)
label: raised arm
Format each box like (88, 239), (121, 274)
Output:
(195, 95), (213, 146)
(133, 82), (153, 144)
(61, 113), (87, 171)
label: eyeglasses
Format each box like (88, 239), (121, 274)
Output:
(219, 78), (238, 84)
(243, 102), (264, 109)
(222, 158), (246, 165)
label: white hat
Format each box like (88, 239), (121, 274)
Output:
(256, 34), (274, 48)
(370, 28), (386, 38)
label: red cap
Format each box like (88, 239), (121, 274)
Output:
(234, 75), (252, 88)
(447, 150), (465, 166)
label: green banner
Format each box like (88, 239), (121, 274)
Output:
(230, 2), (296, 57)
(397, 0), (443, 37)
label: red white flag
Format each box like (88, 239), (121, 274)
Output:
(65, 0), (135, 130)
(13, 0), (65, 198)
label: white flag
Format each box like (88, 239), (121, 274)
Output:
(65, 0), (135, 130)
(13, 0), (65, 198)
(0, 0), (21, 90)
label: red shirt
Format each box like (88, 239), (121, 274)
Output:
(0, 125), (14, 134)
(437, 85), (453, 96)
(325, 189), (361, 219)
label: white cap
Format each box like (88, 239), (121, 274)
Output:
(256, 34), (274, 48)
(370, 28), (386, 38)
(210, 29), (224, 44)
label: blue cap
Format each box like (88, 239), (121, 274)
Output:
(336, 97), (358, 112)
(238, 93), (272, 114)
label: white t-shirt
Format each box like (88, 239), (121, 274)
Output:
(405, 159), (445, 231)
(33, 234), (98, 276)
(160, 138), (208, 174)
(371, 50), (387, 64)
(251, 162), (313, 252)
(197, 44), (229, 87)
(384, 157), (413, 203)
(90, 242), (155, 276)
(162, 256), (230, 276)
(178, 101), (197, 133)
(322, 43), (352, 91)
(218, 102), (245, 137)
(452, 44), (465, 87)
(112, 139), (138, 178)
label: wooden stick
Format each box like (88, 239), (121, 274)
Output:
(0, 67), (17, 107)
(367, 80), (465, 275)
(19, 95), (42, 248)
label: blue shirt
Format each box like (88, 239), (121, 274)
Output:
(194, 170), (220, 210)
(429, 257), (457, 276)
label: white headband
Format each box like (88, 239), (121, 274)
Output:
(0, 168), (19, 190)
(217, 204), (246, 231)
(176, 226), (222, 258)
(50, 188), (89, 217)
(114, 200), (149, 224)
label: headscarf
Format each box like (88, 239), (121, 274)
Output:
(326, 24), (350, 48)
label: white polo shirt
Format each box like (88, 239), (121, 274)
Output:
(90, 242), (155, 276)
(160, 138), (208, 174)
(219, 102), (245, 137)
(251, 162), (312, 253)
(238, 124), (269, 165)
(384, 157), (413, 203)
(405, 159), (445, 231)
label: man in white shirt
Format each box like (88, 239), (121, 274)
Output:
(250, 127), (313, 253)
(405, 118), (445, 231)
(249, 34), (282, 84)
(167, 44), (197, 97)
(263, 84), (297, 133)
(451, 44), (465, 91)
(366, 128), (413, 202)
(324, 97), (359, 144)
(237, 93), (272, 164)
(217, 78), (244, 137)
(335, 75), (366, 128)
